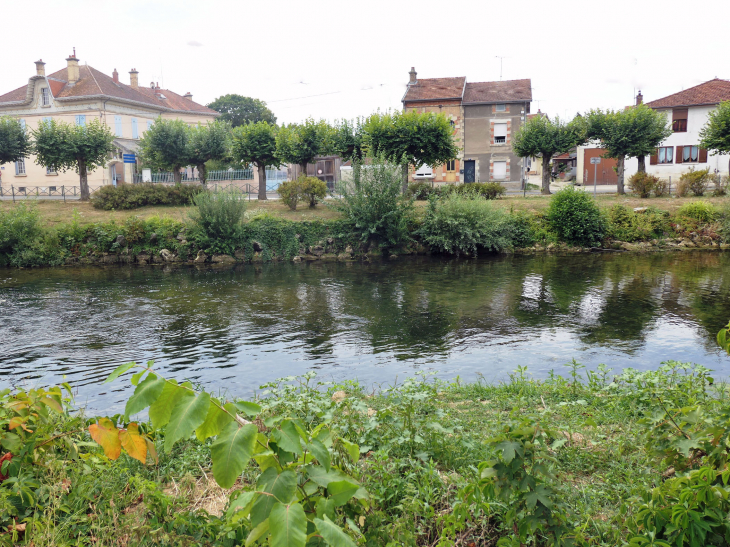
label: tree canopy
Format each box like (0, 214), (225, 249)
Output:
(138, 119), (190, 184)
(585, 105), (671, 194)
(276, 118), (334, 174)
(0, 117), (31, 167)
(231, 121), (280, 200)
(187, 121), (230, 185)
(207, 95), (277, 127)
(32, 118), (115, 200)
(332, 118), (365, 161)
(512, 115), (585, 194)
(699, 101), (730, 158)
(363, 111), (458, 192)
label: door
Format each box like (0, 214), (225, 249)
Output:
(583, 149), (618, 185)
(464, 160), (475, 183)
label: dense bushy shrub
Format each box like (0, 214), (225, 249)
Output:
(719, 205), (730, 243)
(713, 174), (729, 197)
(653, 178), (669, 197)
(676, 200), (719, 223)
(278, 177), (326, 210)
(188, 189), (247, 253)
(454, 182), (506, 200)
(408, 182), (506, 200)
(0, 203), (55, 267)
(679, 168), (712, 197)
(91, 183), (204, 210)
(332, 155), (413, 248)
(506, 211), (557, 247)
(419, 194), (514, 255)
(606, 204), (669, 241)
(546, 187), (606, 247)
(302, 177), (328, 208)
(278, 179), (303, 210)
(628, 172), (660, 198)
(407, 182), (435, 200)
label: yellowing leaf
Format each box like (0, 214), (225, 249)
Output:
(145, 437), (158, 464)
(8, 417), (27, 431)
(119, 423), (147, 464)
(40, 396), (63, 413)
(89, 418), (122, 460)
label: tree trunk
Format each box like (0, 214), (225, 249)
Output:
(637, 155), (646, 173)
(257, 163), (267, 201)
(541, 155), (552, 195)
(616, 156), (626, 195)
(197, 163), (207, 186)
(173, 167), (182, 185)
(79, 160), (89, 201)
(402, 163), (409, 194)
(299, 163), (308, 180)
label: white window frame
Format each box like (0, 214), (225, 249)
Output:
(15, 158), (26, 175)
(47, 165), (57, 175)
(414, 164), (433, 179)
(494, 123), (507, 144)
(41, 87), (51, 106)
(75, 115), (86, 127)
(496, 104), (506, 112)
(115, 115), (123, 137)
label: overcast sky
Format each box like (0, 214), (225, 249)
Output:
(3, 0), (729, 125)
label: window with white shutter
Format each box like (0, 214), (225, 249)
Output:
(494, 123), (507, 144)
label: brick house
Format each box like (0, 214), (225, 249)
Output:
(402, 68), (532, 184)
(0, 52), (218, 191)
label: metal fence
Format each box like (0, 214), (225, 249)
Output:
(132, 168), (255, 184)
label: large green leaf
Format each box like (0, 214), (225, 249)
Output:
(250, 468), (297, 526)
(307, 439), (331, 472)
(235, 400), (262, 416)
(125, 373), (166, 417)
(244, 518), (269, 547)
(270, 502), (306, 547)
(272, 420), (302, 455)
(327, 480), (360, 507)
(315, 515), (357, 547)
(164, 392), (210, 452)
(227, 490), (257, 521)
(211, 422), (257, 488)
(339, 439), (359, 463)
(149, 380), (192, 429)
(196, 400), (234, 442)
(104, 362), (137, 384)
(306, 465), (358, 488)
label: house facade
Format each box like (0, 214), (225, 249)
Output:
(402, 68), (532, 184)
(0, 53), (218, 191)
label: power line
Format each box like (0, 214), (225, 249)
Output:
(268, 91), (341, 103)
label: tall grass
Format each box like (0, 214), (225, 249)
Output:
(188, 189), (247, 253)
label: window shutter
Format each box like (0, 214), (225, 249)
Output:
(675, 146), (683, 164)
(650, 151), (658, 165)
(699, 148), (708, 163)
(672, 108), (688, 122)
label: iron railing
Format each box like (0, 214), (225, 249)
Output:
(132, 169), (255, 184)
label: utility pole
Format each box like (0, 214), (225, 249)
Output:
(495, 56), (507, 80)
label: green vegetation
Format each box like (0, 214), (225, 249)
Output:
(278, 177), (327, 211)
(407, 182), (506, 201)
(419, 194), (514, 256)
(231, 121), (280, 201)
(546, 187), (606, 247)
(0, 116), (31, 166)
(188, 190), (248, 254)
(606, 205), (669, 242)
(679, 168), (713, 197)
(628, 172), (661, 199)
(207, 94), (277, 128)
(91, 183), (204, 210)
(699, 100), (730, 157)
(676, 200), (719, 224)
(187, 122), (231, 186)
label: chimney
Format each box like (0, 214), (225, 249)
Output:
(112, 68), (119, 83)
(66, 49), (80, 86)
(35, 59), (46, 76)
(408, 67), (417, 85)
(183, 92), (193, 101)
(129, 68), (139, 89)
(636, 90), (643, 105)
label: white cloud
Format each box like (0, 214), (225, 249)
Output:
(187, 41), (203, 47)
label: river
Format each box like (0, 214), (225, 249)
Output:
(2, 252), (729, 412)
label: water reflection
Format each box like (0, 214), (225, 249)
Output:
(1, 251), (730, 412)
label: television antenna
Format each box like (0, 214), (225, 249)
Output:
(495, 56), (508, 80)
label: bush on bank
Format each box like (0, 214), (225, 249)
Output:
(91, 183), (204, 210)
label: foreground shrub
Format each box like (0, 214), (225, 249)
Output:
(546, 187), (606, 246)
(419, 194), (514, 255)
(676, 200), (719, 223)
(0, 203), (56, 267)
(606, 204), (669, 241)
(91, 183), (204, 210)
(507, 210), (558, 247)
(332, 155), (413, 248)
(679, 168), (712, 197)
(628, 172), (659, 198)
(188, 189), (246, 253)
(407, 182), (435, 200)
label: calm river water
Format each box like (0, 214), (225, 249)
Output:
(2, 252), (730, 412)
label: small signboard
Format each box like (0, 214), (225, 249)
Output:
(122, 154), (136, 164)
(590, 157), (601, 165)
(142, 169), (152, 183)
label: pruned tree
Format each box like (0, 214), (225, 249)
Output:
(138, 119), (190, 184)
(585, 105), (672, 194)
(0, 117), (31, 169)
(187, 121), (230, 186)
(276, 118), (334, 177)
(207, 94), (276, 127)
(363, 111), (458, 193)
(231, 121), (279, 201)
(332, 118), (365, 161)
(32, 118), (115, 201)
(512, 115), (585, 195)
(700, 100), (730, 173)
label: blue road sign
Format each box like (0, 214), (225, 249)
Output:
(122, 154), (136, 164)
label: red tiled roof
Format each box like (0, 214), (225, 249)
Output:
(403, 77), (466, 102)
(0, 64), (217, 115)
(645, 79), (730, 109)
(463, 79), (532, 103)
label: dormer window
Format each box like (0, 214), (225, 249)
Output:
(496, 104), (506, 112)
(40, 87), (51, 106)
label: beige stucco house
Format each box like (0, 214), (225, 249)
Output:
(0, 52), (218, 192)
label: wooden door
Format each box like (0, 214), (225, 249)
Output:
(583, 149), (618, 185)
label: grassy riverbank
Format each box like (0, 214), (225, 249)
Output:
(1, 190), (729, 268)
(3, 361), (727, 546)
